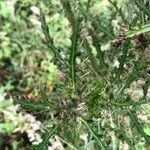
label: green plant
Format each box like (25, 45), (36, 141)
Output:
(1, 0), (150, 149)
(17, 0), (150, 149)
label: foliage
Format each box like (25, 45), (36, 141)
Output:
(127, 24), (150, 37)
(0, 0), (150, 149)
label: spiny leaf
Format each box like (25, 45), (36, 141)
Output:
(60, 0), (76, 28)
(40, 8), (57, 57)
(129, 0), (150, 17)
(69, 19), (80, 88)
(18, 99), (55, 111)
(127, 24), (150, 37)
(40, 8), (66, 67)
(86, 81), (107, 117)
(88, 81), (105, 99)
(61, 0), (80, 88)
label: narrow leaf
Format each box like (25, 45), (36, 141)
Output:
(127, 108), (150, 144)
(127, 24), (150, 37)
(83, 39), (100, 75)
(79, 118), (107, 150)
(130, 0), (150, 17)
(18, 99), (55, 111)
(90, 30), (108, 72)
(33, 127), (57, 150)
(61, 0), (80, 87)
(114, 38), (131, 81)
(69, 19), (80, 87)
(40, 8), (66, 67)
(40, 8), (57, 56)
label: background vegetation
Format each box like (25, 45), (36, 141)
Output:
(0, 0), (150, 149)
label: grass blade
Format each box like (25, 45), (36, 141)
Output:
(79, 118), (107, 150)
(58, 137), (78, 150)
(127, 108), (150, 144)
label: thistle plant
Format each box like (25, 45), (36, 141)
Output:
(15, 0), (150, 149)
